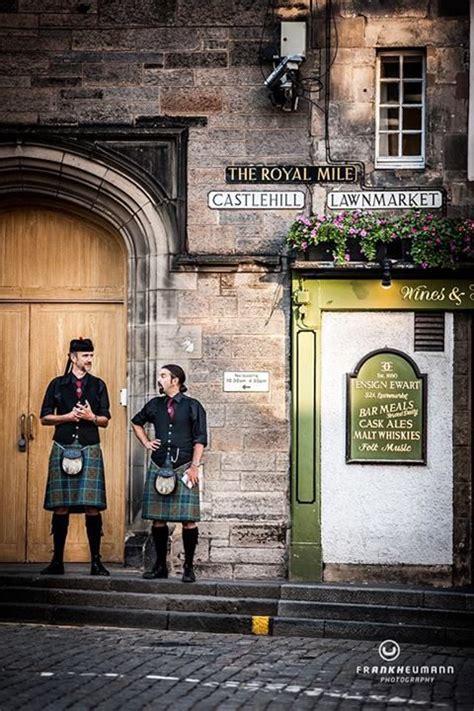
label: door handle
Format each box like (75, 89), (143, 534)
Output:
(27, 413), (35, 441)
(18, 414), (27, 452)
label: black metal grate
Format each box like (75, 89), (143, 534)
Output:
(414, 312), (445, 351)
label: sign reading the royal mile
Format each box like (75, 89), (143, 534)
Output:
(225, 165), (358, 184)
(347, 349), (426, 465)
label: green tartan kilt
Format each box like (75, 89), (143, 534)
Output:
(44, 442), (107, 513)
(142, 460), (200, 522)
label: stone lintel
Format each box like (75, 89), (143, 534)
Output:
(172, 253), (282, 273)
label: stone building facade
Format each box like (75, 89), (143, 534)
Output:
(0, 0), (472, 584)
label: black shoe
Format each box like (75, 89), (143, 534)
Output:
(90, 556), (110, 576)
(182, 565), (196, 583)
(143, 564), (168, 579)
(40, 560), (65, 575)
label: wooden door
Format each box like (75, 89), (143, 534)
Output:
(27, 304), (127, 562)
(0, 305), (29, 561)
(0, 207), (127, 563)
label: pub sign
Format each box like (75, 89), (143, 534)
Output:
(347, 349), (427, 464)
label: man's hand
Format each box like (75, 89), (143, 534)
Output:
(74, 400), (95, 421)
(144, 439), (161, 451)
(68, 408), (80, 422)
(185, 463), (200, 486)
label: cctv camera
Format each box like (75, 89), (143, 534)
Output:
(264, 54), (304, 90)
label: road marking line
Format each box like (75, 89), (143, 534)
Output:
(40, 672), (54, 677)
(145, 675), (179, 681)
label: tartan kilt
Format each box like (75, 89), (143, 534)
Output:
(142, 460), (200, 522)
(44, 442), (107, 513)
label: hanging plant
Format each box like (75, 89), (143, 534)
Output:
(287, 210), (474, 269)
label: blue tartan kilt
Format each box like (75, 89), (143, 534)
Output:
(142, 460), (200, 522)
(44, 442), (107, 513)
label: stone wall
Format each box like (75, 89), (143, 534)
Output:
(0, 0), (472, 579)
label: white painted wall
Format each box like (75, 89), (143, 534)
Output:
(321, 311), (453, 565)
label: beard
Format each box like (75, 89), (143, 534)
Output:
(158, 384), (164, 394)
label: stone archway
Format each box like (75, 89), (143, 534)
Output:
(0, 139), (188, 530)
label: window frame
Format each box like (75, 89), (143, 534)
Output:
(375, 50), (426, 170)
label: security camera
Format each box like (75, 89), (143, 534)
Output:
(264, 54), (304, 90)
(264, 54), (305, 111)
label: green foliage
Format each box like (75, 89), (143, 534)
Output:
(287, 210), (474, 268)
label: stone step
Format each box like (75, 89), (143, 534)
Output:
(0, 586), (278, 616)
(1, 571), (473, 646)
(277, 599), (474, 628)
(0, 574), (281, 600)
(281, 583), (474, 610)
(1, 601), (472, 646)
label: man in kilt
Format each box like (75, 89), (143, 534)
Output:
(40, 338), (111, 576)
(131, 365), (207, 583)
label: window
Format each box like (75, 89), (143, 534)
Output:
(376, 51), (426, 169)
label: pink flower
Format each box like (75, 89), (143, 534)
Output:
(360, 229), (367, 237)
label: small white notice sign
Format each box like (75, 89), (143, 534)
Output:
(224, 371), (270, 392)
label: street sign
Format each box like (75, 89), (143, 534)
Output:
(224, 371), (270, 392)
(208, 191), (305, 210)
(328, 190), (444, 210)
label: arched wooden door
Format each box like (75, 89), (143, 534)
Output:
(0, 207), (127, 562)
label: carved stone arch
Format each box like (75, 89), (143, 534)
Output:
(0, 139), (189, 526)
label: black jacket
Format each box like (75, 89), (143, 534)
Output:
(40, 372), (111, 445)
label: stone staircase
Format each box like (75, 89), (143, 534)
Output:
(0, 567), (473, 646)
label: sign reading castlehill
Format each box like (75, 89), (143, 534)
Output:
(347, 349), (426, 464)
(328, 189), (444, 210)
(225, 164), (358, 184)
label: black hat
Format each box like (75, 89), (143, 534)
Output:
(69, 338), (94, 353)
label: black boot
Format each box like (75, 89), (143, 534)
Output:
(143, 525), (169, 579)
(86, 513), (110, 576)
(182, 527), (198, 583)
(41, 513), (69, 575)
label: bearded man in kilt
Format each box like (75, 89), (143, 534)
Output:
(40, 338), (111, 577)
(132, 365), (207, 583)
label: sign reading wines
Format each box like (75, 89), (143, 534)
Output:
(346, 350), (426, 464)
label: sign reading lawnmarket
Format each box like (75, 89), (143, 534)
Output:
(328, 190), (444, 210)
(347, 349), (427, 465)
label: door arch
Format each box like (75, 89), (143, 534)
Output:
(0, 206), (127, 562)
(0, 139), (182, 527)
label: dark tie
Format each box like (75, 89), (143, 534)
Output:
(75, 378), (83, 402)
(167, 397), (175, 419)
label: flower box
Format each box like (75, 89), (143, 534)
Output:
(288, 210), (473, 269)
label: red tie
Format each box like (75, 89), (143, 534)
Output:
(75, 378), (83, 401)
(167, 397), (175, 419)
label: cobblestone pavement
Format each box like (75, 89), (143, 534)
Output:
(0, 623), (472, 710)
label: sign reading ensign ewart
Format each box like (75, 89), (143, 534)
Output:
(347, 350), (427, 465)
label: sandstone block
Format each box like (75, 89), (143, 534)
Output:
(240, 472), (288, 492)
(222, 452), (276, 471)
(234, 563), (287, 579)
(230, 523), (286, 547)
(210, 546), (285, 564)
(161, 88), (223, 114)
(212, 492), (287, 518)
